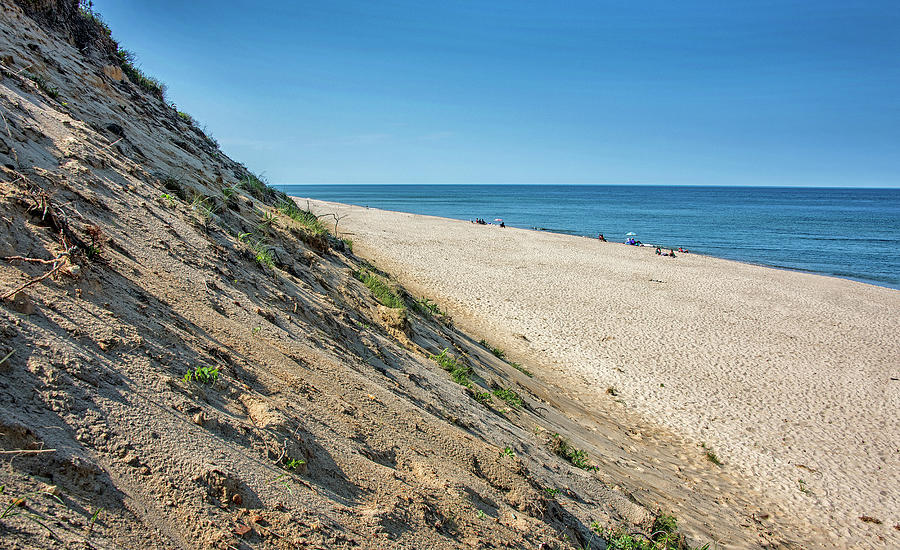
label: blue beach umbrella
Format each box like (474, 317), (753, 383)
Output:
(625, 232), (637, 237)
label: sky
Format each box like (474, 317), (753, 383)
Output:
(89, 1), (899, 187)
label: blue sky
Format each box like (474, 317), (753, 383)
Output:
(90, 1), (899, 186)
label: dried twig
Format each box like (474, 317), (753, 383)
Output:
(0, 249), (72, 301)
(0, 448), (56, 455)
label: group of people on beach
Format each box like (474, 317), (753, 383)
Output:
(472, 218), (505, 227)
(598, 232), (690, 257)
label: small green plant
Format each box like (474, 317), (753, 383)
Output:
(258, 210), (278, 230)
(502, 446), (516, 459)
(25, 72), (60, 100)
(251, 326), (261, 336)
(549, 433), (598, 471)
(222, 184), (240, 201)
(701, 443), (722, 466)
(183, 365), (219, 384)
(545, 487), (560, 497)
(189, 194), (214, 227)
(509, 361), (533, 377)
(177, 111), (194, 124)
(0, 487), (63, 535)
(492, 387), (523, 409)
(115, 48), (166, 100)
(252, 242), (275, 268)
(798, 479), (812, 495)
(283, 458), (306, 471)
(652, 514), (678, 535)
(430, 349), (473, 387)
(270, 472), (294, 495)
(413, 297), (444, 317)
(276, 199), (329, 234)
(88, 506), (104, 533)
(471, 390), (492, 406)
(160, 193), (176, 207)
(237, 232), (253, 244)
(475, 509), (487, 520)
(241, 173), (270, 200)
(355, 269), (404, 309)
(341, 237), (353, 252)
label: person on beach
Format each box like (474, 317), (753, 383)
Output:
(598, 234), (606, 242)
(669, 249), (676, 257)
(656, 247), (662, 255)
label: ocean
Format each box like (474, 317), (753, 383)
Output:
(276, 184), (900, 290)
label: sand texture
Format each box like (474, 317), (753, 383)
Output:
(305, 199), (900, 547)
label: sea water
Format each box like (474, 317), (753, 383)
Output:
(276, 184), (900, 289)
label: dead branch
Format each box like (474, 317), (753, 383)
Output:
(0, 448), (56, 455)
(0, 249), (73, 301)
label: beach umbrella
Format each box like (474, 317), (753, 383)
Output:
(494, 218), (503, 222)
(625, 232), (637, 236)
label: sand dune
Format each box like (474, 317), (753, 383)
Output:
(306, 199), (900, 547)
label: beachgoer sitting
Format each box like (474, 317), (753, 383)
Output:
(669, 249), (676, 257)
(500, 222), (505, 228)
(656, 247), (662, 255)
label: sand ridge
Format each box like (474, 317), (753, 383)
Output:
(305, 198), (900, 547)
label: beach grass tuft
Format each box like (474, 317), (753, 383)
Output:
(355, 268), (404, 309)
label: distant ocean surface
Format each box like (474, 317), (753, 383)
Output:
(276, 185), (900, 289)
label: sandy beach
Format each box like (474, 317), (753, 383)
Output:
(305, 198), (900, 546)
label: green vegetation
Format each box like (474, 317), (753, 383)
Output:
(24, 72), (60, 100)
(701, 443), (722, 466)
(115, 48), (166, 100)
(550, 433), (598, 471)
(355, 268), (404, 309)
(0, 485), (64, 535)
(177, 111), (194, 124)
(492, 387), (523, 409)
(183, 365), (219, 384)
(277, 199), (329, 234)
(470, 390), (492, 406)
(251, 241), (274, 268)
(258, 210), (278, 230)
(283, 458), (306, 471)
(189, 194), (214, 227)
(412, 297), (444, 317)
(341, 237), (353, 252)
(160, 193), (176, 207)
(599, 512), (709, 550)
(430, 349), (473, 387)
(509, 361), (533, 377)
(502, 446), (516, 459)
(478, 339), (506, 359)
(544, 487), (560, 497)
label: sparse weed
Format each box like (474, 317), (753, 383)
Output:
(189, 194), (214, 227)
(251, 241), (275, 268)
(502, 446), (516, 459)
(413, 297), (444, 317)
(177, 111), (194, 125)
(798, 479), (812, 495)
(277, 200), (329, 234)
(509, 361), (533, 377)
(251, 326), (262, 336)
(159, 193), (176, 207)
(24, 72), (60, 100)
(88, 506), (104, 533)
(492, 387), (522, 409)
(430, 349), (473, 387)
(115, 48), (166, 100)
(258, 210), (278, 231)
(341, 237), (353, 252)
(183, 365), (219, 384)
(222, 184), (240, 201)
(355, 269), (404, 309)
(0, 486), (64, 535)
(701, 443), (723, 466)
(549, 433), (598, 471)
(283, 458), (306, 471)
(475, 509), (488, 520)
(604, 512), (709, 550)
(545, 487), (560, 497)
(470, 390), (492, 406)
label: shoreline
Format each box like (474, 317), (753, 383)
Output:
(287, 193), (899, 291)
(300, 197), (900, 548)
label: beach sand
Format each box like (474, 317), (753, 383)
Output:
(304, 198), (900, 547)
